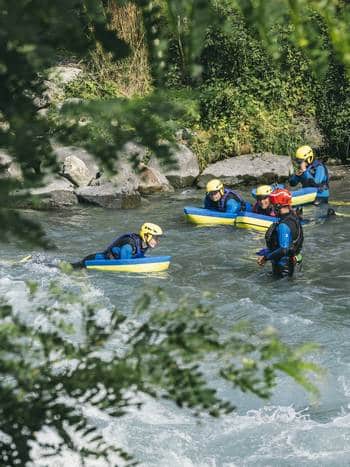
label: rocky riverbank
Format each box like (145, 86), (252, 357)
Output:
(1, 64), (348, 211)
(2, 142), (349, 210)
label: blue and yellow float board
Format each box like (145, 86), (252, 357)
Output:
(251, 186), (318, 207)
(183, 207), (237, 225)
(235, 211), (278, 232)
(184, 207), (276, 231)
(290, 187), (317, 206)
(85, 256), (171, 273)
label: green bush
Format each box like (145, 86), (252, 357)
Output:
(163, 4), (320, 167)
(197, 80), (304, 160)
(65, 74), (122, 100)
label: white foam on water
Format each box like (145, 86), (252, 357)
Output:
(338, 375), (350, 398)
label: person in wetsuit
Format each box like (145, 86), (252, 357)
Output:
(257, 188), (303, 278)
(289, 145), (329, 204)
(252, 185), (277, 217)
(204, 179), (250, 215)
(71, 222), (163, 268)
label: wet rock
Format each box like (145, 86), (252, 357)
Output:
(75, 183), (141, 209)
(149, 144), (200, 188)
(197, 153), (290, 188)
(12, 177), (78, 209)
(138, 163), (173, 194)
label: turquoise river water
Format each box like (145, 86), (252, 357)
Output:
(1, 181), (350, 466)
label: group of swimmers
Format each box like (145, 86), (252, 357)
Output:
(72, 145), (330, 279)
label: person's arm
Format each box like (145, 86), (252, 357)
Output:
(225, 198), (241, 214)
(265, 223), (292, 261)
(204, 195), (213, 210)
(313, 164), (327, 186)
(289, 174), (300, 186)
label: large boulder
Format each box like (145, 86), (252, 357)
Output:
(53, 145), (100, 178)
(95, 142), (147, 192)
(149, 144), (200, 188)
(61, 155), (95, 187)
(12, 177), (78, 209)
(138, 163), (173, 194)
(0, 151), (23, 180)
(75, 184), (141, 209)
(107, 162), (140, 193)
(197, 153), (291, 188)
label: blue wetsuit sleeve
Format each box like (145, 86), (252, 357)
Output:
(289, 174), (300, 186)
(204, 195), (214, 210)
(265, 223), (292, 261)
(314, 164), (326, 185)
(119, 244), (133, 259)
(300, 168), (318, 187)
(225, 198), (240, 214)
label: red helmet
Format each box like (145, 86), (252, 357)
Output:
(269, 188), (292, 206)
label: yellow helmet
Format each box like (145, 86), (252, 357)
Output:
(206, 179), (224, 194)
(294, 145), (314, 165)
(256, 185), (273, 197)
(139, 222), (163, 242)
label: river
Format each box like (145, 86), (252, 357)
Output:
(1, 181), (350, 466)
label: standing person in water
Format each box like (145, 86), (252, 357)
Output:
(257, 188), (303, 278)
(204, 179), (249, 214)
(289, 145), (329, 204)
(71, 223), (163, 268)
(252, 185), (277, 217)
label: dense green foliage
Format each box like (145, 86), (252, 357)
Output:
(161, 2), (350, 164)
(0, 271), (321, 465)
(317, 57), (350, 159)
(63, 1), (350, 163)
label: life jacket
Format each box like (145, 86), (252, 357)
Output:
(216, 188), (246, 212)
(265, 210), (303, 256)
(103, 233), (148, 259)
(252, 202), (277, 217)
(303, 160), (329, 190)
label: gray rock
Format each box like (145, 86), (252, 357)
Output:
(149, 144), (200, 188)
(0, 151), (23, 180)
(138, 163), (174, 194)
(75, 184), (141, 209)
(7, 162), (23, 180)
(53, 145), (100, 178)
(197, 153), (291, 188)
(61, 155), (95, 187)
(0, 150), (12, 168)
(35, 66), (82, 108)
(12, 177), (78, 209)
(108, 161), (140, 193)
(99, 142), (148, 192)
(328, 165), (350, 180)
(119, 141), (147, 162)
